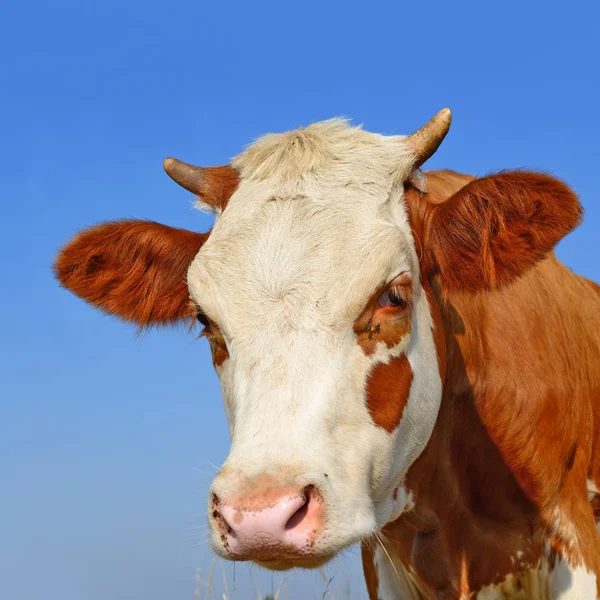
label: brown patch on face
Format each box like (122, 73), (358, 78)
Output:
(207, 332), (229, 367)
(366, 355), (414, 433)
(196, 312), (229, 368)
(353, 275), (416, 432)
(354, 275), (413, 356)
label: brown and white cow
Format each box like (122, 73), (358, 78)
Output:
(54, 110), (600, 599)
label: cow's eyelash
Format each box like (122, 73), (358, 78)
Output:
(389, 286), (409, 303)
(378, 284), (413, 309)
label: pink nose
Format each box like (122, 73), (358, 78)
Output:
(211, 485), (323, 561)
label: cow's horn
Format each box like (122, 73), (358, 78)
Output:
(163, 157), (208, 196)
(406, 108), (452, 170)
(163, 159), (239, 208)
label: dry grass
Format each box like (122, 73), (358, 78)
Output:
(194, 558), (359, 599)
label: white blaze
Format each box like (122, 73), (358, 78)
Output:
(189, 119), (443, 558)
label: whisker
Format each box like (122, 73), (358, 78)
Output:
(374, 532), (403, 587)
(193, 467), (220, 478)
(203, 458), (222, 473)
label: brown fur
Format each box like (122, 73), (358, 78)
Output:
(424, 170), (583, 292)
(362, 170), (600, 598)
(361, 543), (382, 598)
(354, 276), (414, 431)
(54, 220), (207, 328)
(366, 356), (414, 433)
(207, 334), (229, 367)
(353, 277), (413, 356)
(199, 165), (240, 209)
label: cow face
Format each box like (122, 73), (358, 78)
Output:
(187, 120), (445, 569)
(55, 111), (582, 570)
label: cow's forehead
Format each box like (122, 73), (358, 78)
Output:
(188, 119), (419, 329)
(231, 118), (414, 183)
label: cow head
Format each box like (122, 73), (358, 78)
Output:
(54, 110), (581, 570)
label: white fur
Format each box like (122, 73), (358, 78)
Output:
(475, 554), (597, 600)
(587, 478), (599, 503)
(548, 557), (597, 600)
(187, 120), (442, 561)
(374, 542), (423, 599)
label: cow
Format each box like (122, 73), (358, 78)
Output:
(54, 110), (600, 599)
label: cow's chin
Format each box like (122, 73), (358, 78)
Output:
(212, 546), (338, 572)
(254, 554), (335, 571)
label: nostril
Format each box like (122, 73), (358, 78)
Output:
(285, 485), (315, 531)
(285, 498), (309, 531)
(211, 494), (233, 537)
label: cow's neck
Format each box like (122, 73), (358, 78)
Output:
(379, 256), (600, 597)
(386, 277), (538, 595)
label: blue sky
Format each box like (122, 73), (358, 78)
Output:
(2, 1), (599, 598)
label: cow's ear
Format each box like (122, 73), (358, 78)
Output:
(54, 220), (207, 328)
(423, 170), (582, 292)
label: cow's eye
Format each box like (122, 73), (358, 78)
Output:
(377, 286), (409, 310)
(196, 312), (210, 328)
